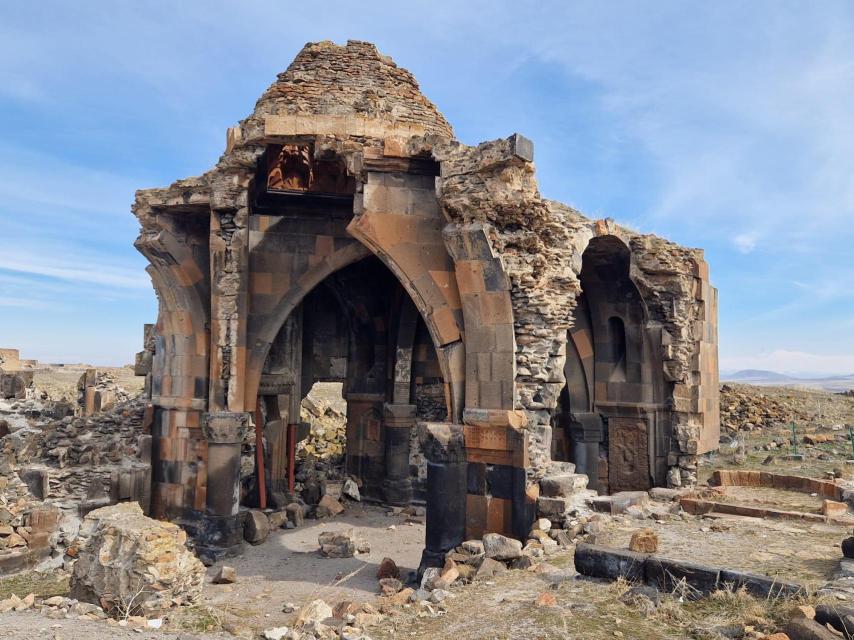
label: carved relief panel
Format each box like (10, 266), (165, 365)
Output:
(607, 417), (651, 493)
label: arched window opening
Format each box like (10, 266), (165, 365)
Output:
(608, 316), (627, 383)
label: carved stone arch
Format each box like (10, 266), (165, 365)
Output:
(347, 209), (465, 422)
(244, 242), (371, 410)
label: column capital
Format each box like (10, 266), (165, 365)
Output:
(418, 422), (466, 464)
(201, 411), (251, 444)
(383, 403), (417, 424)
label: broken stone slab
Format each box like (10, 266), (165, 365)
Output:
(70, 502), (205, 616)
(316, 494), (344, 518)
(718, 569), (805, 599)
(574, 543), (648, 583)
(213, 565), (237, 584)
(785, 618), (842, 640)
(482, 532), (523, 561)
(540, 473), (589, 498)
(318, 528), (369, 557)
(244, 509), (270, 545)
(815, 603), (854, 638)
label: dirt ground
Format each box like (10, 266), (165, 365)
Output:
(0, 610), (233, 640)
(31, 365), (145, 401)
(595, 512), (844, 589)
(193, 503), (425, 635)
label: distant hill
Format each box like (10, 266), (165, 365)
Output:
(721, 369), (854, 393)
(725, 369), (794, 381)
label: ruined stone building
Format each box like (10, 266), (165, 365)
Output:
(132, 41), (719, 565)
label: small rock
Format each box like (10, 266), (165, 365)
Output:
(244, 510), (270, 545)
(263, 626), (291, 640)
(316, 495), (344, 518)
(295, 599), (333, 627)
(376, 557), (400, 579)
(475, 557), (507, 580)
(483, 533), (523, 561)
(461, 540), (484, 555)
(285, 503), (304, 528)
(342, 478), (361, 502)
(213, 566), (237, 584)
(379, 578), (403, 596)
(629, 528), (658, 554)
(535, 592), (557, 607)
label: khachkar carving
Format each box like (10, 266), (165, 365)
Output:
(267, 144), (313, 191)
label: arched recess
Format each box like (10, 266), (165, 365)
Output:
(560, 233), (668, 494)
(244, 239), (463, 422)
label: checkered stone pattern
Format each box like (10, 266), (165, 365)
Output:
(135, 217), (211, 519)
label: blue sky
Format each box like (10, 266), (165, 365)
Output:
(1, 2), (853, 375)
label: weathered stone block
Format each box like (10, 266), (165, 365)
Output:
(574, 543), (648, 582)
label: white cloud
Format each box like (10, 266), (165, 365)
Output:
(733, 232), (759, 254)
(0, 248), (149, 290)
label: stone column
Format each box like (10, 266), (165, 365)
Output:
(196, 411), (249, 564)
(382, 403), (416, 506)
(418, 422), (466, 575)
(569, 412), (604, 493)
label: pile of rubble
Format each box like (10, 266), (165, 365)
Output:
(720, 384), (810, 433)
(0, 391), (150, 574)
(297, 395), (346, 462)
(71, 502), (205, 616)
(0, 502), (203, 629)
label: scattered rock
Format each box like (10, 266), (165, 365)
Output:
(316, 494), (345, 518)
(535, 592), (557, 607)
(475, 557), (507, 580)
(342, 478), (361, 501)
(482, 533), (523, 561)
(379, 577), (403, 596)
(213, 565), (237, 584)
(244, 509), (270, 544)
(629, 528), (659, 553)
(263, 626), (291, 640)
(376, 557), (400, 579)
(295, 599), (333, 627)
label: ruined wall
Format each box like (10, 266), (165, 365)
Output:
(433, 134), (718, 488)
(132, 40), (719, 552)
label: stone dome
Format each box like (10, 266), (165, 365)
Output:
(253, 40), (454, 138)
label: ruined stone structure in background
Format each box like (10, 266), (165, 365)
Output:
(0, 348), (35, 400)
(132, 41), (718, 566)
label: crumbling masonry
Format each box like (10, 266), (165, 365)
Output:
(132, 41), (718, 567)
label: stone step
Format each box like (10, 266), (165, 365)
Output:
(540, 473), (589, 498)
(537, 489), (597, 518)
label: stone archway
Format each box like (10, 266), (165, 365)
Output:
(559, 234), (669, 494)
